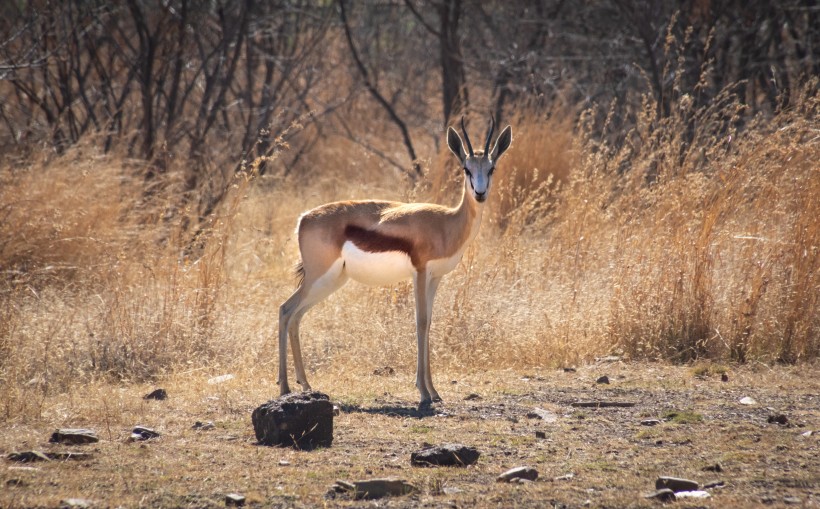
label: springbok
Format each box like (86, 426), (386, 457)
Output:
(278, 117), (512, 406)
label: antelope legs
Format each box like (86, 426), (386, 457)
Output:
(278, 260), (346, 396)
(413, 270), (442, 406)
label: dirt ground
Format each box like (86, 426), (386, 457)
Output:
(2, 361), (818, 508)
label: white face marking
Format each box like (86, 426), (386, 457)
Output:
(341, 241), (415, 286)
(464, 156), (495, 202)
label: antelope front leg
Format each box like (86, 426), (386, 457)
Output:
(413, 270), (433, 406)
(424, 276), (443, 402)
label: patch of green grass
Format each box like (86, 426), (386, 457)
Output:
(691, 363), (729, 378)
(663, 409), (704, 424)
(409, 424), (434, 434)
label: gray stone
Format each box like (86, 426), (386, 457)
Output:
(252, 391), (333, 448)
(656, 476), (699, 492)
(130, 426), (160, 441)
(225, 493), (245, 506)
(411, 443), (480, 466)
(7, 451), (51, 462)
(50, 429), (99, 445)
(60, 498), (92, 508)
(645, 489), (676, 502)
(641, 419), (662, 426)
(527, 407), (558, 422)
(596, 375), (610, 384)
(333, 478), (416, 499)
(497, 466), (539, 482)
(767, 414), (788, 425)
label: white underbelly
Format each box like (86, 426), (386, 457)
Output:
(427, 250), (465, 278)
(341, 241), (415, 286)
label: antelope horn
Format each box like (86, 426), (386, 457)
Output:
(484, 114), (495, 156)
(460, 116), (474, 157)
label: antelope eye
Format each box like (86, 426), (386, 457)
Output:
(464, 168), (472, 178)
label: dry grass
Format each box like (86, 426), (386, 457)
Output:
(0, 73), (817, 434)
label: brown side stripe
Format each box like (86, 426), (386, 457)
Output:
(344, 224), (417, 264)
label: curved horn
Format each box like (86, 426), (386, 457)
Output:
(460, 116), (474, 157)
(484, 114), (495, 156)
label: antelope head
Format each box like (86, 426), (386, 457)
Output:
(447, 116), (512, 203)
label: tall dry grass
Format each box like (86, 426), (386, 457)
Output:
(1, 79), (818, 423)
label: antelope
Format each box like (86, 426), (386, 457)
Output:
(278, 117), (512, 406)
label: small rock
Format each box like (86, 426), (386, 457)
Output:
(60, 498), (92, 509)
(130, 426), (160, 441)
(783, 496), (802, 505)
(641, 419), (662, 426)
(373, 366), (395, 376)
(596, 355), (621, 363)
(50, 429), (99, 445)
(563, 367), (577, 373)
(554, 473), (574, 481)
(333, 405), (340, 416)
(192, 421), (215, 431)
(739, 396), (757, 405)
(676, 490), (711, 499)
(410, 443), (479, 467)
(535, 431), (546, 439)
(801, 430), (814, 437)
(703, 480), (725, 489)
(464, 393), (482, 401)
(7, 478), (26, 487)
(645, 489), (676, 502)
(7, 451), (51, 462)
(278, 459), (290, 466)
(721, 373), (729, 382)
(702, 463), (723, 472)
(144, 388), (167, 400)
(526, 408), (558, 422)
(207, 374), (234, 385)
(656, 476), (699, 492)
(497, 466), (538, 482)
(333, 478), (415, 499)
(596, 375), (610, 384)
(225, 493), (245, 506)
(767, 414), (788, 425)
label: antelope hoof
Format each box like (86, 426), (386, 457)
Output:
(418, 398), (433, 410)
(431, 394), (442, 403)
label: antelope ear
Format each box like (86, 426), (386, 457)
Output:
(447, 126), (467, 165)
(490, 125), (512, 162)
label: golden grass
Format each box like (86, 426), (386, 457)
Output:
(1, 79), (818, 425)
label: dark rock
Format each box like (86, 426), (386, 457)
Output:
(50, 429), (99, 445)
(7, 478), (26, 487)
(571, 401), (636, 408)
(702, 463), (723, 472)
(656, 476), (699, 492)
(46, 451), (93, 461)
(410, 443), (479, 467)
(7, 451), (51, 462)
(721, 373), (729, 382)
(596, 375), (610, 384)
(373, 366), (395, 376)
(252, 391), (333, 449)
(767, 414), (789, 425)
(225, 493), (245, 506)
(463, 393), (482, 401)
(645, 489), (676, 502)
(535, 431), (547, 439)
(130, 426), (160, 441)
(641, 419), (662, 426)
(497, 466), (538, 482)
(563, 367), (577, 373)
(144, 388), (167, 400)
(333, 478), (416, 499)
(192, 421), (215, 430)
